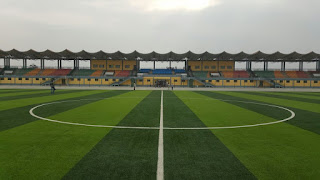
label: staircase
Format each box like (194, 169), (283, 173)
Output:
(41, 78), (61, 86)
(111, 77), (131, 86)
(264, 79), (283, 88)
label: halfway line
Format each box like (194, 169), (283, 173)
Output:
(157, 90), (164, 180)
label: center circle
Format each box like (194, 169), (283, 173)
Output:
(29, 98), (295, 130)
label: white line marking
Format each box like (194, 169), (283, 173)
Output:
(157, 90), (164, 180)
(29, 97), (295, 130)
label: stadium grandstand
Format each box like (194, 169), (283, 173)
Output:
(0, 49), (320, 88)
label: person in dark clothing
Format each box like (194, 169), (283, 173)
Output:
(50, 81), (56, 94)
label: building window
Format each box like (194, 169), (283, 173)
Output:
(88, 79), (91, 81)
(95, 79), (98, 82)
(99, 65), (104, 68)
(304, 80), (307, 83)
(115, 65), (121, 68)
(296, 80), (300, 83)
(220, 66), (225, 69)
(226, 80), (230, 82)
(77, 78), (81, 81)
(182, 80), (185, 82)
(204, 66), (209, 69)
(211, 66), (216, 69)
(25, 78), (29, 80)
(147, 79), (150, 82)
(280, 80), (283, 83)
(36, 78), (39, 80)
(250, 80), (253, 83)
(139, 79), (143, 82)
(227, 66), (232, 69)
(286, 80), (290, 83)
(195, 66), (200, 69)
(109, 65), (114, 68)
(174, 79), (178, 82)
(8, 78), (12, 80)
(125, 65), (130, 68)
(314, 81), (318, 83)
(234, 80), (238, 82)
(113, 79), (116, 81)
(18, 78), (22, 80)
(216, 80), (220, 82)
(105, 79), (109, 81)
(93, 64), (98, 68)
(0, 78), (4, 80)
(209, 80), (212, 82)
(42, 78), (46, 80)
(244, 80), (248, 83)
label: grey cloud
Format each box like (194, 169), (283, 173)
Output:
(0, 0), (319, 54)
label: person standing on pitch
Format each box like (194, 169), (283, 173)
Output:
(133, 82), (136, 90)
(50, 80), (56, 94)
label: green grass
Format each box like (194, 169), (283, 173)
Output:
(164, 91), (255, 179)
(63, 91), (160, 179)
(0, 89), (320, 179)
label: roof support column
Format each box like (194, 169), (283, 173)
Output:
(316, 61), (320, 71)
(23, 59), (27, 69)
(169, 61), (172, 69)
(40, 59), (44, 69)
(299, 62), (303, 71)
(185, 60), (187, 71)
(4, 57), (10, 68)
(246, 61), (252, 71)
(281, 62), (286, 71)
(74, 59), (79, 69)
(264, 61), (268, 71)
(58, 60), (62, 69)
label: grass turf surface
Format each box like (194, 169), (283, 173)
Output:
(0, 89), (319, 179)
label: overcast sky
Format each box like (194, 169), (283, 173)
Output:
(0, 0), (319, 54)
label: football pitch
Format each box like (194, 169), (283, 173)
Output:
(0, 89), (320, 179)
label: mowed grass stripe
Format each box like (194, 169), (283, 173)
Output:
(0, 89), (107, 111)
(271, 92), (320, 100)
(0, 89), (45, 96)
(218, 91), (320, 113)
(0, 91), (150, 180)
(292, 92), (320, 97)
(0, 90), (129, 132)
(176, 91), (320, 179)
(164, 91), (255, 179)
(198, 91), (320, 135)
(0, 89), (82, 101)
(196, 91), (289, 122)
(239, 91), (320, 104)
(176, 92), (275, 127)
(63, 91), (159, 179)
(0, 90), (109, 131)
